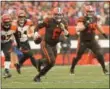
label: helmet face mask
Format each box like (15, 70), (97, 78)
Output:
(2, 14), (11, 30)
(53, 7), (63, 23)
(86, 11), (94, 18)
(85, 5), (95, 18)
(54, 13), (63, 22)
(3, 21), (11, 29)
(18, 16), (26, 26)
(17, 10), (26, 26)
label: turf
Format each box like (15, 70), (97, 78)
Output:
(1, 65), (109, 88)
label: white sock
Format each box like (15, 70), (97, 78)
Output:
(4, 61), (11, 70)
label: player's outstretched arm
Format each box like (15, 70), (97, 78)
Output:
(96, 22), (108, 39)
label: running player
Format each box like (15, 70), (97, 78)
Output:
(14, 10), (39, 74)
(33, 7), (69, 82)
(1, 14), (18, 78)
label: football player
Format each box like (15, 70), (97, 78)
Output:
(14, 10), (39, 74)
(1, 14), (19, 78)
(33, 7), (69, 82)
(70, 5), (109, 75)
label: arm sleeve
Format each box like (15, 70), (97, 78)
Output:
(35, 17), (51, 32)
(34, 20), (47, 32)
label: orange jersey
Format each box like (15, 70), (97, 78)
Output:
(36, 17), (68, 46)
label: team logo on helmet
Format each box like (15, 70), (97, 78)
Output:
(17, 10), (26, 27)
(53, 7), (63, 22)
(2, 14), (11, 23)
(2, 14), (12, 29)
(84, 5), (95, 17)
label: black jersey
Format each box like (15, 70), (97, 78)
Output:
(36, 18), (67, 46)
(77, 16), (98, 42)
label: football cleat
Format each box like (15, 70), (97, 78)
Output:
(103, 68), (109, 75)
(3, 69), (12, 79)
(14, 63), (21, 74)
(3, 73), (12, 79)
(33, 75), (41, 82)
(70, 68), (75, 75)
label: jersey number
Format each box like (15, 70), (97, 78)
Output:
(1, 35), (11, 40)
(88, 23), (96, 33)
(52, 28), (61, 40)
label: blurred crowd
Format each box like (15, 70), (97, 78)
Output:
(1, 1), (110, 26)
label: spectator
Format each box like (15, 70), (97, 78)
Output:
(1, 1), (109, 26)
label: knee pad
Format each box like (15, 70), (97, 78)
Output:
(75, 56), (81, 61)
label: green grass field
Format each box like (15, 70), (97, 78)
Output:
(1, 65), (109, 88)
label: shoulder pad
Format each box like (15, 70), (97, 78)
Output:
(25, 19), (33, 26)
(77, 16), (85, 22)
(10, 22), (17, 31)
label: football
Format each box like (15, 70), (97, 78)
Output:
(33, 32), (42, 44)
(34, 37), (42, 44)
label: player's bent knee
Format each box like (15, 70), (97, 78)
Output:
(75, 55), (82, 60)
(96, 51), (103, 57)
(49, 61), (55, 67)
(5, 55), (10, 61)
